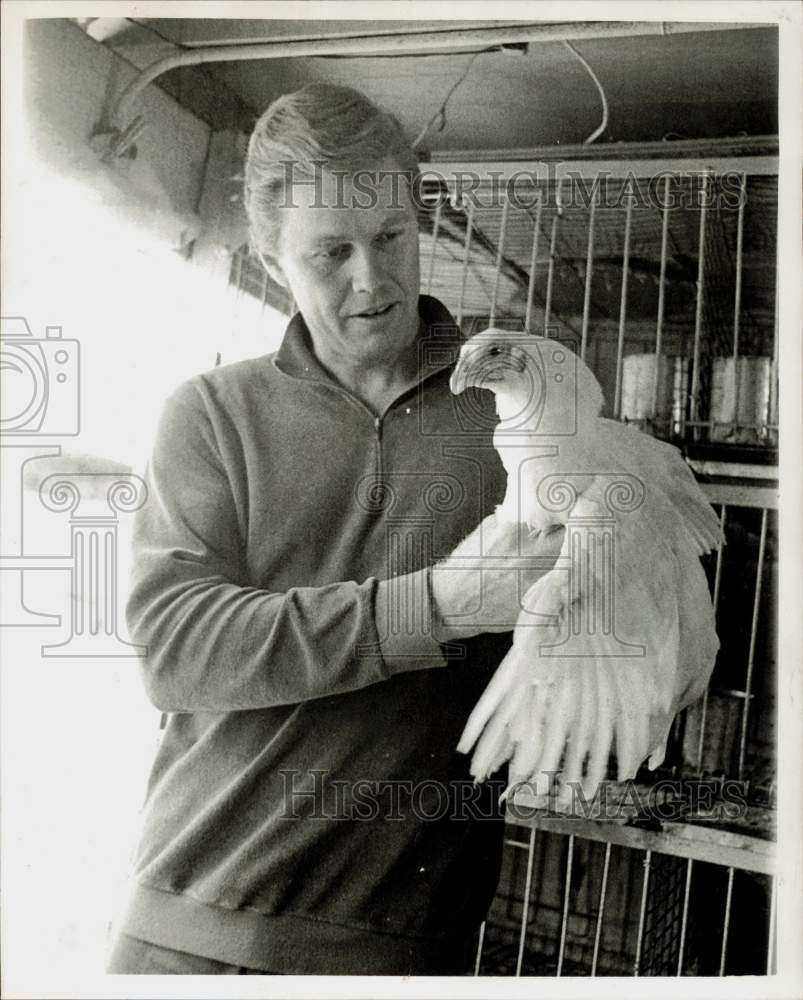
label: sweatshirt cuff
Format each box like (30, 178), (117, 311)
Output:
(374, 568), (448, 673)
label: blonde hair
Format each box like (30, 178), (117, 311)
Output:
(244, 84), (419, 258)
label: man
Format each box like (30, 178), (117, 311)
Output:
(108, 84), (562, 975)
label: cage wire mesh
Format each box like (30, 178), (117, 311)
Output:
(417, 165), (778, 455)
(416, 150), (778, 977)
(227, 141), (779, 976)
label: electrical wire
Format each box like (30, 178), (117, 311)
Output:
(411, 49), (487, 150)
(561, 39), (609, 145)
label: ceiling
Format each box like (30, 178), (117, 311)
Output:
(86, 18), (778, 149)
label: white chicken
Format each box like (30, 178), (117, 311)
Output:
(450, 329), (721, 805)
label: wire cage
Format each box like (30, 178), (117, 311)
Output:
(413, 138), (778, 977)
(226, 136), (779, 976)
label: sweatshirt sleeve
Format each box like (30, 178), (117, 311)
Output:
(126, 380), (447, 713)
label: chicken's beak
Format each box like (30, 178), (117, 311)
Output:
(450, 347), (480, 395)
(449, 359), (470, 395)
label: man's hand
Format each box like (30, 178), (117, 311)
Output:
(430, 512), (565, 641)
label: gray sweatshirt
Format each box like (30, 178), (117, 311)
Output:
(118, 296), (512, 974)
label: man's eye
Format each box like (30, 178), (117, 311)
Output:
(378, 230), (402, 245)
(488, 346), (503, 357)
(314, 245), (349, 262)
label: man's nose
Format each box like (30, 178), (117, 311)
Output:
(347, 245), (386, 293)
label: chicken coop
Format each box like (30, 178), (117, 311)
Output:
(16, 13), (786, 984)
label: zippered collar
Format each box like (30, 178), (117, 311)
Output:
(273, 294), (463, 388)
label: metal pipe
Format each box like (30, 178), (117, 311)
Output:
(677, 858), (694, 975)
(457, 198), (475, 329)
(556, 834), (575, 976)
(504, 837), (530, 849)
(429, 134), (778, 165)
(105, 21), (758, 128)
(580, 196), (597, 362)
(652, 174), (671, 415)
(591, 842), (611, 976)
(737, 507), (768, 778)
(489, 197), (510, 326)
(426, 200), (442, 295)
(524, 196), (544, 334)
(686, 417), (779, 429)
(702, 484), (778, 511)
(175, 20), (543, 48)
(613, 193), (633, 418)
(719, 867), (735, 975)
(633, 849), (652, 976)
(515, 827), (537, 976)
(689, 172), (710, 436)
(428, 156), (778, 181)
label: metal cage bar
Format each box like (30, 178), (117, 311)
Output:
(613, 195), (634, 418)
(676, 857), (694, 974)
(474, 920), (486, 975)
(737, 507), (769, 778)
(696, 502), (728, 770)
(580, 196), (597, 362)
(688, 171), (711, 435)
(524, 197), (544, 334)
(652, 174), (671, 416)
(718, 866), (736, 975)
(556, 834), (575, 975)
(591, 841), (612, 976)
(766, 877), (777, 974)
(515, 828), (537, 975)
(768, 256), (779, 441)
(543, 199), (560, 335)
(489, 197), (510, 326)
(456, 198), (475, 328)
(730, 174), (747, 422)
(633, 850), (652, 975)
(426, 200), (442, 296)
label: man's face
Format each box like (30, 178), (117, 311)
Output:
(271, 157), (421, 369)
